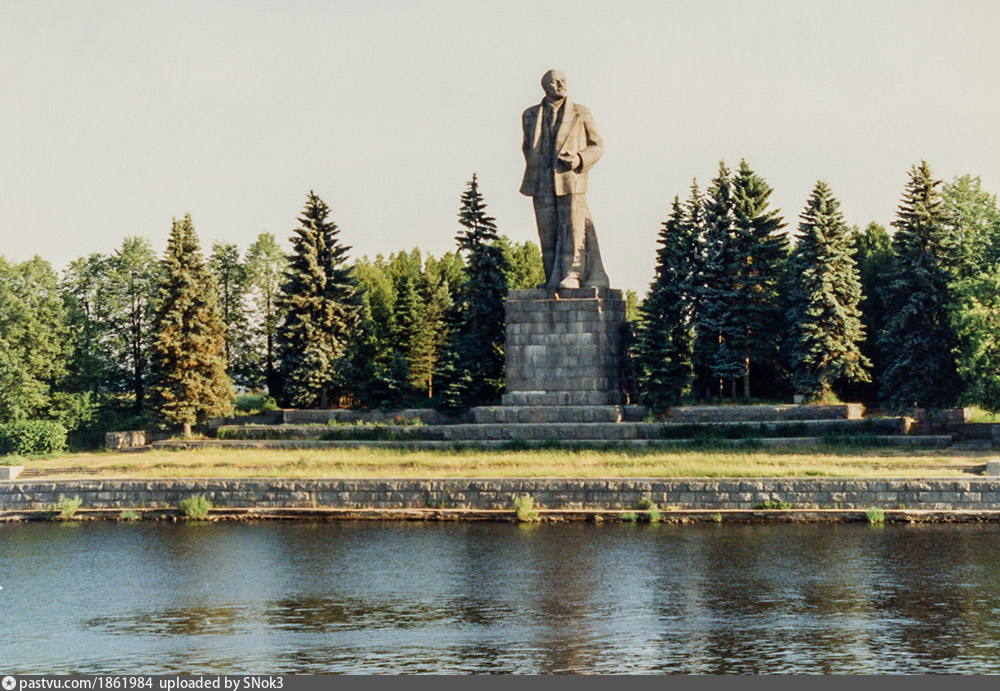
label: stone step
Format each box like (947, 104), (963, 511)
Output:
(216, 418), (908, 442)
(660, 404), (865, 422)
(152, 435), (953, 451)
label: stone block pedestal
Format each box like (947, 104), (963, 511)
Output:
(503, 287), (626, 406)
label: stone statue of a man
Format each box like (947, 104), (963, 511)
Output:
(520, 69), (610, 289)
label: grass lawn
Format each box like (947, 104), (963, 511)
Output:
(7, 444), (994, 480)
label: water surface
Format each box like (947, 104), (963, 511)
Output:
(3, 521), (1000, 673)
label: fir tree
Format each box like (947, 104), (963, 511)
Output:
(209, 241), (249, 384)
(879, 162), (962, 410)
(849, 222), (894, 402)
(276, 191), (360, 409)
(695, 163), (743, 400)
(392, 275), (430, 396)
(786, 182), (870, 401)
(634, 196), (697, 410)
(148, 215), (234, 436)
(435, 175), (510, 409)
(732, 160), (789, 399)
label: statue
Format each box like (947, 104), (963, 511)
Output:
(520, 69), (610, 289)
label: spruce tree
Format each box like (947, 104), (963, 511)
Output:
(786, 182), (870, 401)
(634, 196), (697, 410)
(148, 215), (234, 436)
(695, 163), (743, 400)
(276, 191), (360, 409)
(849, 222), (894, 402)
(732, 160), (788, 399)
(209, 241), (249, 384)
(435, 175), (510, 409)
(879, 162), (962, 410)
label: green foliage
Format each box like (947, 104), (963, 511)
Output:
(512, 494), (539, 522)
(148, 215), (235, 433)
(276, 192), (360, 408)
(234, 393), (278, 415)
(119, 510), (141, 521)
(620, 511), (638, 523)
(645, 508), (662, 524)
(498, 235), (545, 289)
(55, 494), (82, 519)
(634, 194), (698, 410)
(879, 162), (962, 410)
(62, 237), (161, 411)
(178, 494), (212, 519)
(0, 256), (73, 424)
(209, 241), (251, 385)
(695, 164), (743, 399)
(942, 174), (1000, 279)
(754, 499), (791, 510)
(435, 175), (510, 410)
(731, 160), (789, 400)
(243, 233), (288, 398)
(787, 181), (870, 401)
(848, 222), (894, 402)
(952, 267), (1000, 413)
(636, 497), (656, 511)
(865, 507), (885, 524)
(0, 420), (68, 455)
(711, 512), (723, 523)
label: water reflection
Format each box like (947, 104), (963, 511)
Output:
(3, 521), (1000, 673)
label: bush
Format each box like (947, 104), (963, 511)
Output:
(0, 420), (67, 456)
(512, 494), (539, 522)
(55, 494), (82, 519)
(754, 499), (792, 510)
(234, 393), (278, 414)
(866, 507), (886, 524)
(178, 494), (212, 519)
(620, 512), (639, 523)
(645, 508), (662, 524)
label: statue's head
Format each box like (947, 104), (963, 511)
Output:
(541, 70), (567, 101)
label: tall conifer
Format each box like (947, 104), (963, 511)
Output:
(276, 192), (360, 408)
(787, 182), (870, 401)
(879, 162), (962, 410)
(695, 162), (743, 400)
(148, 215), (234, 436)
(634, 196), (697, 410)
(732, 160), (788, 399)
(435, 175), (509, 409)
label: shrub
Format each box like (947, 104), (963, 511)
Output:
(0, 420), (68, 456)
(119, 510), (141, 521)
(711, 512), (723, 523)
(620, 512), (638, 523)
(178, 494), (212, 519)
(637, 497), (656, 510)
(866, 507), (886, 524)
(754, 499), (792, 510)
(512, 494), (539, 522)
(645, 508), (662, 524)
(55, 494), (82, 519)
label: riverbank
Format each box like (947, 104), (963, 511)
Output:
(5, 477), (1000, 522)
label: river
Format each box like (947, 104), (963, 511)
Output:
(3, 521), (1000, 673)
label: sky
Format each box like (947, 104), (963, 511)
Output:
(2, 0), (999, 293)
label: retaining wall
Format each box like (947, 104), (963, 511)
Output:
(2, 478), (999, 512)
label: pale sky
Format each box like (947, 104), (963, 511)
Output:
(3, 0), (998, 292)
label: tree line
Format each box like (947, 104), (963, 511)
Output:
(634, 160), (1000, 414)
(1, 162), (998, 453)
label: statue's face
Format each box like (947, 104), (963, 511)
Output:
(542, 71), (567, 101)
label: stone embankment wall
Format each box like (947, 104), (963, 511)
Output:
(3, 478), (1000, 511)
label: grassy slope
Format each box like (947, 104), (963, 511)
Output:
(11, 445), (990, 480)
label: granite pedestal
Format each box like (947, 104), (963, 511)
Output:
(503, 287), (626, 406)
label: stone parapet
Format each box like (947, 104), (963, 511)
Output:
(2, 478), (1000, 512)
(661, 404), (865, 422)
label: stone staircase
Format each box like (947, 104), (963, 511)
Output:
(146, 404), (955, 451)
